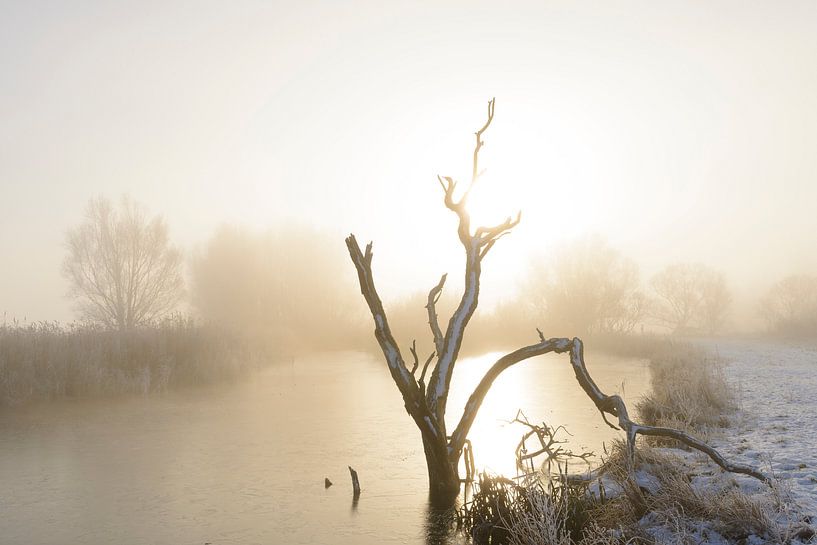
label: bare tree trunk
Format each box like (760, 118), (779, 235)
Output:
(422, 435), (461, 505)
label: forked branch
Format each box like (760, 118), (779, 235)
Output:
(475, 211), (522, 243)
(427, 99), (519, 421)
(345, 234), (449, 459)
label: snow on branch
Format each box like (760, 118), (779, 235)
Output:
(427, 98), (521, 422)
(426, 273), (447, 356)
(345, 234), (414, 392)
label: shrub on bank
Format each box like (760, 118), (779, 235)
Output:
(459, 474), (622, 545)
(636, 343), (734, 439)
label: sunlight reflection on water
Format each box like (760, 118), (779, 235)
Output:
(446, 351), (650, 479)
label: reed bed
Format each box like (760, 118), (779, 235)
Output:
(0, 317), (263, 406)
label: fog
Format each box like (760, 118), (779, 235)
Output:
(190, 225), (364, 353)
(5, 5), (817, 545)
(2, 1), (817, 336)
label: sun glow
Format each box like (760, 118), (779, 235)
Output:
(448, 352), (652, 478)
(463, 168), (586, 251)
(461, 176), (513, 226)
(457, 112), (594, 249)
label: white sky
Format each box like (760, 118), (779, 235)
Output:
(2, 0), (817, 324)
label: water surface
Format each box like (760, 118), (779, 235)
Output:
(0, 350), (649, 544)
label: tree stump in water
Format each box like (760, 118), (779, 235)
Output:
(348, 466), (361, 498)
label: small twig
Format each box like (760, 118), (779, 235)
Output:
(512, 412), (593, 478)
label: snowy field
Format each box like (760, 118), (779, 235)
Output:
(639, 338), (817, 543)
(706, 339), (817, 517)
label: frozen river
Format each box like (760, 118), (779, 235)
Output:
(0, 349), (650, 544)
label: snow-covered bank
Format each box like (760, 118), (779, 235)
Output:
(602, 339), (817, 543)
(705, 339), (817, 517)
(457, 338), (817, 544)
(633, 339), (817, 543)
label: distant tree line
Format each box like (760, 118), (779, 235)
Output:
(60, 196), (817, 350)
(515, 236), (732, 338)
(515, 236), (815, 339)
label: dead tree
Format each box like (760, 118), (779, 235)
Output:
(345, 99), (766, 506)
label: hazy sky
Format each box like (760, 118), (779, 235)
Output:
(2, 1), (817, 324)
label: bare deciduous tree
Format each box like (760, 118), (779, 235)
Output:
(346, 100), (766, 505)
(63, 196), (183, 330)
(526, 236), (647, 335)
(651, 263), (731, 334)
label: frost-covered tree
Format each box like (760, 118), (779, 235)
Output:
(63, 196), (183, 330)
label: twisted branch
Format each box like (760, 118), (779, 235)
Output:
(447, 332), (768, 484)
(567, 338), (769, 483)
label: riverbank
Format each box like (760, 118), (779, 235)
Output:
(703, 340), (817, 524)
(460, 338), (816, 544)
(628, 338), (816, 542)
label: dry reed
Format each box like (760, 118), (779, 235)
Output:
(0, 316), (264, 406)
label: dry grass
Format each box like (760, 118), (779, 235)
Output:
(459, 474), (636, 545)
(0, 317), (264, 406)
(498, 485), (633, 545)
(636, 343), (734, 444)
(471, 441), (803, 545)
(594, 440), (806, 544)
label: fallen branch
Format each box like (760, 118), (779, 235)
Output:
(567, 337), (769, 484)
(512, 411), (593, 480)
